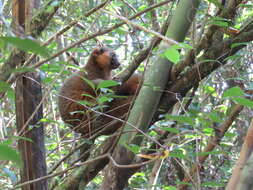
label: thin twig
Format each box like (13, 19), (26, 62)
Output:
(178, 104), (244, 190)
(115, 11), (171, 82)
(10, 154), (109, 190)
(17, 0), (173, 73)
(24, 0), (112, 67)
(103, 9), (178, 46)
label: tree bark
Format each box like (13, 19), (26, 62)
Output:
(14, 0), (48, 189)
(98, 1), (200, 189)
(226, 118), (253, 190)
(0, 0), (65, 85)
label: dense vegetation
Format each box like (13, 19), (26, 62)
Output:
(0, 0), (253, 189)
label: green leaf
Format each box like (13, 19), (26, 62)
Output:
(1, 140), (13, 146)
(203, 85), (218, 97)
(115, 28), (127, 35)
(202, 181), (225, 187)
(232, 97), (253, 109)
(170, 150), (186, 159)
(124, 143), (140, 154)
(208, 17), (231, 27)
(204, 85), (216, 94)
(0, 80), (12, 92)
(222, 86), (244, 98)
(203, 127), (214, 135)
(163, 47), (180, 64)
(40, 118), (58, 124)
(210, 20), (229, 27)
(159, 127), (180, 134)
(81, 77), (95, 89)
(97, 96), (113, 104)
(97, 80), (119, 89)
(0, 80), (15, 99)
(78, 100), (95, 107)
(231, 42), (249, 48)
(0, 144), (22, 167)
(12, 67), (35, 73)
(40, 63), (62, 73)
(204, 112), (222, 123)
(0, 36), (49, 57)
(138, 5), (147, 11)
(165, 115), (195, 125)
(163, 186), (177, 190)
(81, 93), (96, 99)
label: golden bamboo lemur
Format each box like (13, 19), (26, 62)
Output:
(58, 47), (141, 136)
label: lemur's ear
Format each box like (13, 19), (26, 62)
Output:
(91, 47), (101, 56)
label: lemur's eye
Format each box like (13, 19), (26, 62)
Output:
(99, 48), (106, 54)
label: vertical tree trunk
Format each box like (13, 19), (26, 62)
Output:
(98, 0), (200, 189)
(226, 118), (253, 190)
(13, 0), (48, 189)
(16, 73), (47, 190)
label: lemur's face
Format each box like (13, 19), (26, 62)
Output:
(92, 47), (120, 70)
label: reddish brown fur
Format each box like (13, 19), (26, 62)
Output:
(117, 74), (141, 95)
(58, 47), (141, 136)
(92, 74), (141, 136)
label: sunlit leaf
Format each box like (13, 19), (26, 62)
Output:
(81, 93), (96, 99)
(204, 85), (216, 93)
(231, 42), (249, 48)
(40, 63), (62, 73)
(169, 152), (186, 159)
(124, 144), (140, 154)
(208, 17), (231, 27)
(82, 77), (95, 89)
(204, 112), (222, 122)
(165, 115), (195, 125)
(138, 5), (147, 11)
(97, 80), (119, 89)
(0, 144), (22, 167)
(163, 186), (177, 190)
(232, 97), (253, 109)
(163, 47), (180, 64)
(12, 67), (35, 73)
(97, 96), (113, 104)
(40, 118), (58, 124)
(222, 86), (244, 98)
(160, 127), (180, 134)
(78, 100), (95, 107)
(202, 181), (225, 187)
(115, 28), (127, 35)
(210, 20), (229, 27)
(0, 80), (15, 99)
(0, 36), (49, 57)
(0, 80), (12, 92)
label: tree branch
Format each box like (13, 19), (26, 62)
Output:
(0, 0), (65, 83)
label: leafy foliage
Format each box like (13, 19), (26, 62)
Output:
(0, 36), (49, 57)
(0, 143), (22, 167)
(0, 0), (253, 189)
